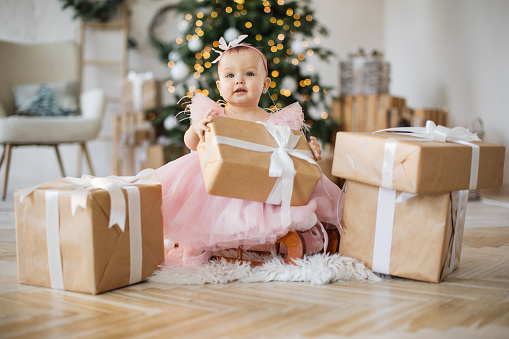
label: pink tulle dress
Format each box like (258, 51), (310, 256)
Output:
(155, 94), (342, 266)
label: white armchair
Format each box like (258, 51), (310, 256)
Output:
(0, 40), (106, 199)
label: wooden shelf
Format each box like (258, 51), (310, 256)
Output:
(78, 3), (129, 176)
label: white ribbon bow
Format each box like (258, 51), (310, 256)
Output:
(19, 168), (160, 232)
(378, 120), (481, 143)
(127, 71), (154, 112)
(211, 34), (249, 63)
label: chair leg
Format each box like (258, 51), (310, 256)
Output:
(2, 144), (13, 201)
(53, 145), (66, 177)
(0, 144), (6, 171)
(80, 143), (95, 176)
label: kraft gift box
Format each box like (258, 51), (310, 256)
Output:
(14, 172), (164, 294)
(339, 180), (468, 283)
(332, 131), (505, 194)
(197, 115), (321, 206)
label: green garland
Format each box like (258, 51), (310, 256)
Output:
(60, 0), (124, 22)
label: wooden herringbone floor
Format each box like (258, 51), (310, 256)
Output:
(1, 189), (509, 338)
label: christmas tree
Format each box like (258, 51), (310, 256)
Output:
(149, 0), (336, 160)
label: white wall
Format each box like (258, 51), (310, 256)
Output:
(312, 0), (385, 92)
(385, 0), (509, 183)
(1, 0), (508, 191)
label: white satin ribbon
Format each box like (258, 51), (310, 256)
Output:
(372, 187), (397, 274)
(124, 186), (143, 284)
(200, 123), (319, 228)
(372, 187), (465, 276)
(376, 120), (481, 190)
(20, 169), (159, 289)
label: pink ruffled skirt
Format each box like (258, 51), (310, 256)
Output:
(155, 151), (342, 267)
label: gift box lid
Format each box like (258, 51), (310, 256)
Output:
(332, 131), (505, 194)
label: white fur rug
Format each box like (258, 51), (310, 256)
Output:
(149, 253), (382, 285)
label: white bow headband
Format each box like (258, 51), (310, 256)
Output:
(211, 34), (268, 75)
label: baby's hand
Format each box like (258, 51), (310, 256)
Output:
(193, 109), (213, 141)
(309, 136), (322, 161)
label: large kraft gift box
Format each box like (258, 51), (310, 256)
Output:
(340, 180), (468, 283)
(14, 172), (164, 294)
(197, 115), (321, 205)
(332, 131), (505, 193)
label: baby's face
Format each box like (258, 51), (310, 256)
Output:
(216, 49), (270, 107)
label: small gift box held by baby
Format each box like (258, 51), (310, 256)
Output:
(155, 35), (343, 267)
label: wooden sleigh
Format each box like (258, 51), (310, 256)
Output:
(211, 225), (341, 266)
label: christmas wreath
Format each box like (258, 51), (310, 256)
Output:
(60, 0), (124, 22)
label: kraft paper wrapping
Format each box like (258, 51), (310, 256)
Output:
(15, 184), (164, 294)
(339, 180), (467, 283)
(332, 132), (505, 194)
(197, 115), (321, 206)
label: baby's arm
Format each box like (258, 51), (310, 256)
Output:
(184, 109), (213, 151)
(309, 136), (322, 161)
